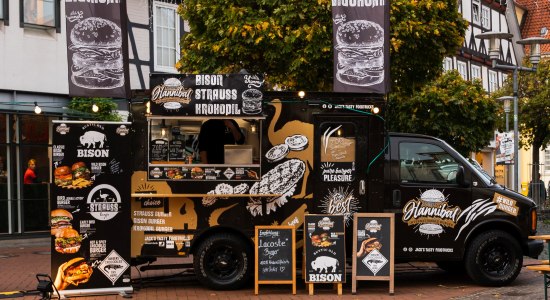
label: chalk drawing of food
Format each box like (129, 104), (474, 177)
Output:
(334, 19), (384, 87)
(69, 17), (124, 89)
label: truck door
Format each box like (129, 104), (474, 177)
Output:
(312, 115), (370, 220)
(390, 136), (471, 260)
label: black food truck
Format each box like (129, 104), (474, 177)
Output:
(129, 73), (542, 290)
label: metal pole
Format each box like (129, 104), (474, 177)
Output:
(513, 68), (519, 192)
(505, 112), (510, 189)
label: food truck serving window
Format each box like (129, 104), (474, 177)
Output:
(147, 116), (262, 181)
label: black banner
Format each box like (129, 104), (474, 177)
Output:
(65, 0), (130, 98)
(150, 74), (265, 116)
(51, 121), (132, 296)
(304, 214), (346, 283)
(332, 0), (390, 94)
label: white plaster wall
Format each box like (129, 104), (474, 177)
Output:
(127, 0), (151, 90)
(0, 2), (69, 94)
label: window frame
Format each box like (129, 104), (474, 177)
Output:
(153, 1), (181, 73)
(398, 141), (460, 185)
(457, 60), (468, 80)
(1, 0), (9, 25)
(19, 0), (61, 33)
(481, 6), (491, 29)
(443, 57), (453, 72)
(471, 64), (481, 81)
(488, 70), (498, 93)
(472, 0), (480, 25)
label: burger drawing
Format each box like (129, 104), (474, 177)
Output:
(69, 17), (124, 89)
(335, 20), (384, 87)
(71, 162), (90, 180)
(54, 257), (93, 291)
(54, 228), (82, 254)
(241, 89), (263, 115)
(418, 189), (446, 235)
(50, 209), (73, 236)
(54, 166), (73, 187)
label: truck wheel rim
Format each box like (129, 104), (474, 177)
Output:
(205, 245), (241, 280)
(480, 242), (511, 276)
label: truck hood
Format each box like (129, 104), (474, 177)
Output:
(494, 185), (537, 208)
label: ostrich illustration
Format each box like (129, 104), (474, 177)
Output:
(268, 100), (313, 198)
(99, 189), (109, 202)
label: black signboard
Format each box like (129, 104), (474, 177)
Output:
(304, 214), (346, 283)
(255, 226), (296, 295)
(65, 0), (130, 98)
(352, 213), (394, 295)
(331, 0), (390, 94)
(150, 139), (169, 161)
(148, 165), (260, 181)
(169, 140), (185, 161)
(51, 121), (132, 297)
(149, 73), (265, 116)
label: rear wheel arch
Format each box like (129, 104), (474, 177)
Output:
(190, 226), (253, 255)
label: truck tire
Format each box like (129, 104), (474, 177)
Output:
(464, 230), (522, 286)
(193, 233), (252, 290)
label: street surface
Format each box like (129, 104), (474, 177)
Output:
(0, 237), (547, 299)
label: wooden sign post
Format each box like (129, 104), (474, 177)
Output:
(352, 213), (395, 295)
(254, 226), (296, 295)
(304, 214), (346, 295)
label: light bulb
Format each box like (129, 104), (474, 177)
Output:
(92, 103), (99, 112)
(34, 102), (42, 114)
(298, 91), (306, 98)
(373, 107), (380, 114)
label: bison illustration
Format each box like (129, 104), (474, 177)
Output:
(311, 256), (339, 273)
(80, 131), (106, 148)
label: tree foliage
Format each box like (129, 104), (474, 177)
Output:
(177, 0), (467, 93)
(68, 97), (122, 121)
(388, 71), (498, 156)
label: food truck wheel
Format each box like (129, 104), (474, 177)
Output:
(464, 230), (522, 286)
(193, 233), (252, 290)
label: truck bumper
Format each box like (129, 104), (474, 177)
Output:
(527, 239), (544, 259)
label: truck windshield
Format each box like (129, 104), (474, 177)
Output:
(465, 158), (496, 186)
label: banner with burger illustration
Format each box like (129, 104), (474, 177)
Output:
(331, 0), (390, 94)
(150, 73), (265, 116)
(51, 121), (132, 297)
(65, 0), (130, 98)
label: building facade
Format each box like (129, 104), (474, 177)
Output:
(0, 0), (184, 236)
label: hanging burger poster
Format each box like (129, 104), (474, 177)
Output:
(150, 73), (265, 116)
(51, 121), (132, 297)
(304, 214), (346, 283)
(65, 0), (130, 98)
(331, 0), (390, 94)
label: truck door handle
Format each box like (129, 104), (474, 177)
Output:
(359, 180), (366, 195)
(393, 189), (401, 207)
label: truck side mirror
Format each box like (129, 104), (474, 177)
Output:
(456, 166), (469, 187)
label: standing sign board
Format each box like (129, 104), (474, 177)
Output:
(352, 213), (394, 295)
(51, 121), (132, 297)
(254, 226), (296, 295)
(304, 214), (345, 295)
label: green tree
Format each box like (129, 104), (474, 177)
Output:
(388, 71), (498, 156)
(177, 0), (467, 92)
(494, 59), (550, 180)
(68, 98), (122, 121)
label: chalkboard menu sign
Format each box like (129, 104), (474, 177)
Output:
(169, 140), (185, 161)
(352, 213), (395, 295)
(150, 139), (169, 161)
(255, 226), (296, 295)
(304, 214), (346, 283)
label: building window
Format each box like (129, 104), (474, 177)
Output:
(471, 65), (481, 81)
(502, 73), (508, 84)
(457, 61), (468, 80)
(488, 70), (498, 93)
(545, 149), (550, 173)
(154, 1), (180, 73)
(21, 0), (59, 31)
(0, 0), (4, 19)
(443, 57), (453, 72)
(472, 0), (480, 25)
(481, 6), (491, 29)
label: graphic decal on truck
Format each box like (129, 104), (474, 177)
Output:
(455, 198), (497, 240)
(402, 189), (461, 238)
(319, 186), (359, 225)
